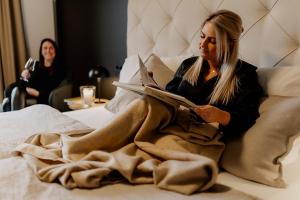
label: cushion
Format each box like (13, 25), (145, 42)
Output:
(105, 54), (175, 113)
(161, 54), (193, 72)
(257, 66), (300, 96)
(221, 95), (300, 188)
(115, 55), (140, 95)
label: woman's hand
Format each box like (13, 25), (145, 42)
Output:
(20, 69), (31, 81)
(192, 105), (231, 126)
(26, 87), (39, 97)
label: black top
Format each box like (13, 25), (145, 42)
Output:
(166, 56), (263, 140)
(27, 61), (64, 104)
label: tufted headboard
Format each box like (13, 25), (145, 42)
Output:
(127, 0), (300, 68)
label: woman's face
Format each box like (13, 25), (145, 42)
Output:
(199, 22), (217, 63)
(42, 41), (56, 65)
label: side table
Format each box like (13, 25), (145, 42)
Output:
(64, 97), (108, 110)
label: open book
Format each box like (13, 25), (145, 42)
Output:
(113, 55), (196, 108)
(113, 81), (196, 108)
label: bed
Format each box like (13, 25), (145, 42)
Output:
(1, 0), (300, 199)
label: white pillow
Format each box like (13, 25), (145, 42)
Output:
(115, 55), (140, 95)
(221, 95), (300, 188)
(257, 66), (300, 96)
(161, 54), (194, 72)
(221, 66), (300, 187)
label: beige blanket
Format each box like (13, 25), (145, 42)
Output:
(14, 97), (224, 195)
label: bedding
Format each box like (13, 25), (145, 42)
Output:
(221, 65), (300, 187)
(257, 66), (300, 97)
(2, 58), (299, 200)
(0, 104), (257, 200)
(106, 52), (300, 189)
(14, 97), (223, 195)
(1, 0), (300, 199)
(65, 106), (300, 200)
(0, 105), (89, 159)
(221, 95), (300, 187)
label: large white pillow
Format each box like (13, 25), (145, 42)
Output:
(221, 65), (300, 188)
(221, 95), (300, 188)
(161, 54), (194, 72)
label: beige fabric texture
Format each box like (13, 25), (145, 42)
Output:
(14, 97), (225, 195)
(105, 54), (174, 113)
(0, 158), (259, 200)
(221, 96), (300, 188)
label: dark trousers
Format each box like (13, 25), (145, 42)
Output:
(2, 80), (28, 111)
(4, 80), (28, 98)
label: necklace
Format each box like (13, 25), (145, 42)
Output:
(210, 69), (218, 74)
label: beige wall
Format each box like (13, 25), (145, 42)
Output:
(21, 0), (56, 60)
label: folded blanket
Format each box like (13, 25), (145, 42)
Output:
(14, 97), (224, 195)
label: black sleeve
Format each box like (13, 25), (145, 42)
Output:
(221, 64), (263, 140)
(37, 70), (64, 104)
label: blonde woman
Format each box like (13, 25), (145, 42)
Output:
(16, 10), (263, 193)
(166, 9), (262, 140)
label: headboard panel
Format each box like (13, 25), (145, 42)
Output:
(127, 0), (300, 68)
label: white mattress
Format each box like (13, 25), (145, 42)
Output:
(64, 105), (300, 200)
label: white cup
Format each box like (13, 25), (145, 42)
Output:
(80, 85), (96, 107)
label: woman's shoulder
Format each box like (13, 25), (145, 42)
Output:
(236, 59), (258, 75)
(178, 56), (198, 70)
(172, 56), (198, 77)
(182, 56), (198, 65)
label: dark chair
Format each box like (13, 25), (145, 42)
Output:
(10, 80), (72, 112)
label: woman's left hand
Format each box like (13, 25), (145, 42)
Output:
(192, 105), (231, 126)
(26, 87), (39, 97)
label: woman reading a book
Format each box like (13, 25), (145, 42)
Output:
(166, 10), (262, 140)
(1, 38), (64, 111)
(15, 10), (262, 193)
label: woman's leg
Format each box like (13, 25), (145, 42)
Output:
(15, 96), (219, 193)
(2, 82), (18, 111)
(62, 96), (177, 160)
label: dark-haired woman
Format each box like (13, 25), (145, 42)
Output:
(1, 38), (64, 111)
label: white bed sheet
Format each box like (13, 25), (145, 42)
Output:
(64, 105), (300, 200)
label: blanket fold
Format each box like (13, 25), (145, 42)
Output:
(14, 97), (224, 195)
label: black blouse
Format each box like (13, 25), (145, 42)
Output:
(166, 56), (263, 140)
(28, 61), (64, 104)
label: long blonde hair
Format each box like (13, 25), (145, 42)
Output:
(183, 10), (243, 105)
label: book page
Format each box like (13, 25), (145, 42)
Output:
(144, 86), (197, 108)
(113, 81), (196, 108)
(138, 55), (160, 88)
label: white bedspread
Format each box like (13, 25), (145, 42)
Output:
(0, 105), (89, 159)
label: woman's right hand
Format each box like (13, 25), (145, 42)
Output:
(21, 69), (31, 81)
(192, 105), (231, 126)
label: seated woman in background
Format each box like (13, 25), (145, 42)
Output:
(2, 38), (65, 112)
(15, 10), (263, 194)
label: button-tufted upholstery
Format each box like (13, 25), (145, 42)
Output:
(127, 0), (300, 68)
